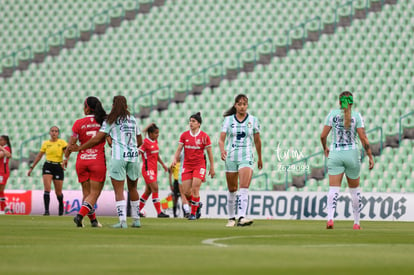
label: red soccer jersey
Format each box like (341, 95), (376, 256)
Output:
(71, 115), (106, 162)
(0, 146), (11, 175)
(139, 138), (159, 172)
(179, 130), (211, 168)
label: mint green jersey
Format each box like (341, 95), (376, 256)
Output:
(221, 114), (260, 162)
(325, 109), (364, 151)
(100, 116), (141, 161)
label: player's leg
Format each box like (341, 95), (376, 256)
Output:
(110, 159), (127, 228)
(345, 149), (362, 229)
(179, 182), (190, 218)
(225, 172), (238, 227)
(326, 151), (345, 229)
(42, 174), (53, 215)
(237, 166), (254, 226)
(126, 161), (141, 227)
(172, 180), (179, 217)
(181, 178), (192, 218)
(0, 183), (6, 214)
(188, 177), (202, 220)
(53, 178), (64, 216)
(225, 160), (239, 227)
(139, 184), (151, 215)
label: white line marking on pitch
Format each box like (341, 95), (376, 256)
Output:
(201, 235), (414, 248)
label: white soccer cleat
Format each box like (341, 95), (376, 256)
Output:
(225, 218), (236, 227)
(237, 217), (254, 227)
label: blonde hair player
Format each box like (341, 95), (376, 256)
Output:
(320, 91), (374, 230)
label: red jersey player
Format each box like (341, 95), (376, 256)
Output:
(64, 97), (107, 227)
(138, 123), (169, 218)
(172, 112), (215, 220)
(0, 135), (12, 215)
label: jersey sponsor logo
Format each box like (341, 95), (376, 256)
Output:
(123, 151), (139, 158)
(185, 145), (201, 149)
(236, 131), (246, 140)
(119, 124), (135, 132)
(80, 153), (98, 160)
(150, 150), (159, 154)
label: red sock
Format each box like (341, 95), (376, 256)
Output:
(87, 211), (96, 221)
(191, 196), (200, 215)
(140, 193), (149, 210)
(0, 191), (5, 211)
(79, 202), (93, 217)
(152, 193), (161, 214)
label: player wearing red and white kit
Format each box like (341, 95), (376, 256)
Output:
(0, 135), (12, 215)
(172, 112), (215, 220)
(138, 123), (169, 218)
(64, 97), (107, 227)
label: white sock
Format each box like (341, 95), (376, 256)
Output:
(327, 187), (340, 221)
(349, 187), (362, 225)
(183, 203), (190, 214)
(130, 200), (140, 220)
(228, 191), (237, 219)
(237, 188), (249, 219)
(115, 200), (127, 223)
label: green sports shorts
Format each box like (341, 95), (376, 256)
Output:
(225, 159), (254, 172)
(327, 149), (361, 179)
(109, 159), (140, 181)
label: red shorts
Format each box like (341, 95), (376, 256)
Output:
(0, 173), (9, 185)
(181, 166), (206, 182)
(142, 169), (157, 184)
(76, 160), (106, 183)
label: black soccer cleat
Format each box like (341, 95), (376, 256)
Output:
(157, 212), (170, 218)
(73, 214), (84, 228)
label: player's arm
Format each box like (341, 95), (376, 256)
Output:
(320, 126), (332, 157)
(172, 143), (184, 167)
(254, 132), (262, 170)
(72, 132), (106, 152)
(106, 135), (112, 147)
(357, 127), (374, 170)
(27, 151), (45, 176)
(206, 146), (215, 178)
(218, 132), (227, 161)
(0, 146), (11, 158)
(136, 134), (143, 147)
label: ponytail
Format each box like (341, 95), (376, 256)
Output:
(143, 123), (159, 137)
(339, 91), (353, 130)
(85, 96), (107, 125)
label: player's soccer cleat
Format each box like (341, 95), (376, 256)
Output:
(58, 204), (64, 216)
(131, 219), (141, 228)
(237, 217), (253, 227)
(226, 218), (236, 227)
(157, 212), (170, 218)
(43, 211), (50, 216)
(112, 221), (128, 228)
(73, 214), (84, 228)
(353, 224), (361, 230)
(4, 206), (12, 214)
(90, 219), (102, 228)
(188, 214), (196, 220)
(184, 212), (190, 219)
(326, 220), (334, 229)
(196, 202), (203, 219)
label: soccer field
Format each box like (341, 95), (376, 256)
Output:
(1, 216), (414, 274)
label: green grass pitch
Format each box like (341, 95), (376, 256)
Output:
(1, 216), (414, 274)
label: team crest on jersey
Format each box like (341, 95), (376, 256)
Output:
(247, 122), (252, 128)
(196, 139), (201, 145)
